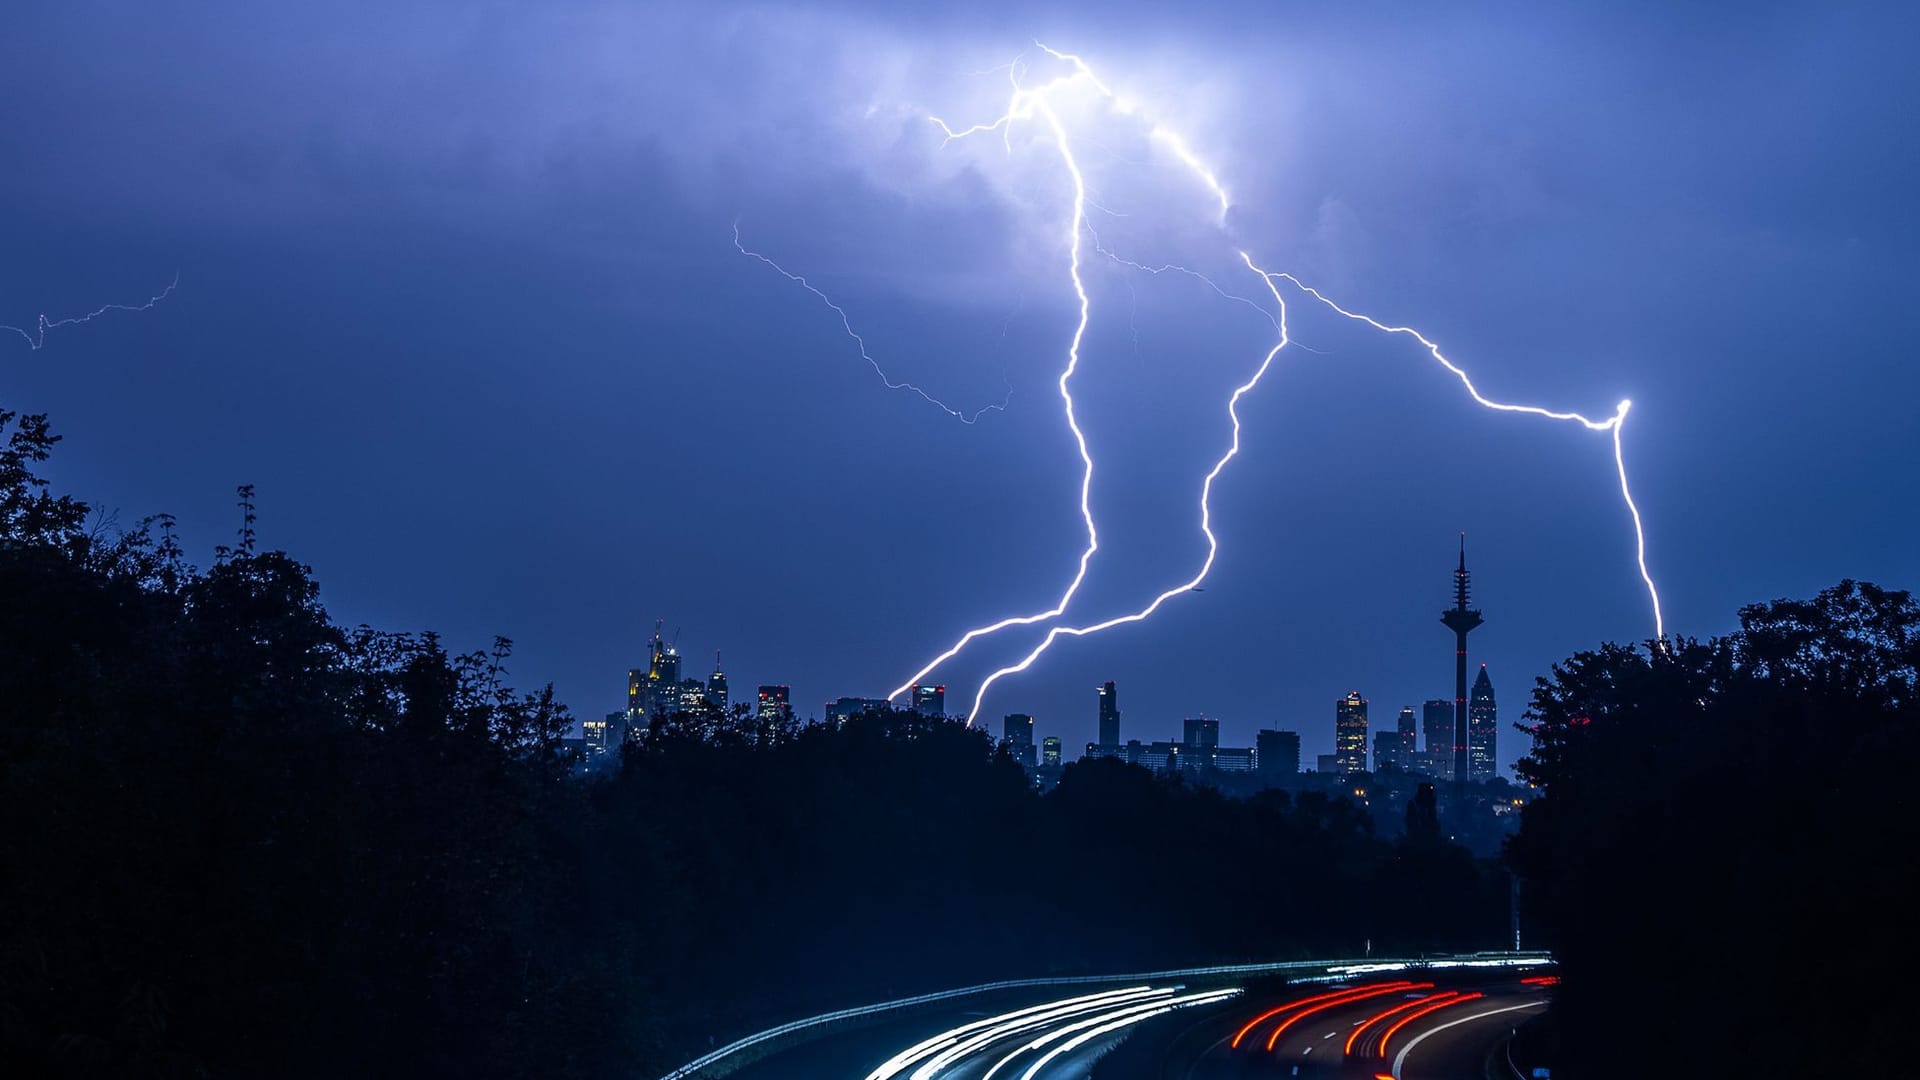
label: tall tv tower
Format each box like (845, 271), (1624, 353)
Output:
(1440, 535), (1485, 784)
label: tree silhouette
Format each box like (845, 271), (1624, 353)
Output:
(1509, 581), (1917, 1076)
(0, 405), (1587, 1076)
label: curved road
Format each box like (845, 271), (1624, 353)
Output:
(721, 970), (1552, 1080)
(1172, 975), (1553, 1078)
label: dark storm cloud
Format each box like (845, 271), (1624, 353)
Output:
(3, 1), (1914, 764)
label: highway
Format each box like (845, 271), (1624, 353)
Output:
(714, 964), (1552, 1080)
(727, 984), (1241, 1080)
(1175, 974), (1553, 1078)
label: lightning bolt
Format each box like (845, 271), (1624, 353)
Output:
(890, 43), (1303, 716)
(3, 273), (179, 351)
(1269, 273), (1665, 641)
(732, 223), (1010, 424)
(963, 250), (1290, 720)
(753, 42), (1668, 721)
(882, 47), (1111, 703)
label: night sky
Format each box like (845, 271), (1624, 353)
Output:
(5, 3), (1915, 772)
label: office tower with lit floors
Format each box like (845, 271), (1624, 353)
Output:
(1373, 729), (1403, 772)
(1041, 736), (1063, 768)
(1421, 699), (1454, 780)
(705, 652), (728, 711)
(1468, 665), (1497, 782)
(755, 684), (791, 722)
(1003, 713), (1037, 767)
(1097, 681), (1121, 748)
(755, 685), (791, 744)
(1396, 706), (1417, 764)
(910, 684), (946, 717)
(1181, 717), (1219, 749)
(1335, 691), (1368, 774)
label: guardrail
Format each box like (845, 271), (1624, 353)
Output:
(654, 950), (1553, 1080)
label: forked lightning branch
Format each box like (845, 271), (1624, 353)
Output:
(740, 42), (1667, 722)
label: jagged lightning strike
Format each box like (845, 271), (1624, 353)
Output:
(2, 273), (179, 351)
(731, 224), (1010, 423)
(1274, 275), (1664, 641)
(746, 43), (1666, 722)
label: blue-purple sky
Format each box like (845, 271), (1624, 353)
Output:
(5, 2), (1915, 772)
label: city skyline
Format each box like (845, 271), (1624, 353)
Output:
(3, 4), (1911, 1077)
(607, 649), (1511, 774)
(618, 653), (1505, 779)
(9, 6), (1911, 791)
(606, 541), (1515, 771)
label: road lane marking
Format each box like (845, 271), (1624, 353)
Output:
(1185, 1031), (1238, 1080)
(1388, 1002), (1546, 1079)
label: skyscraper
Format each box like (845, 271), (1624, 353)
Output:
(1003, 713), (1037, 767)
(641, 623), (682, 719)
(1097, 681), (1121, 748)
(627, 667), (647, 719)
(582, 712), (618, 762)
(1257, 729), (1300, 779)
(628, 622), (682, 723)
(1373, 729), (1404, 772)
(1041, 736), (1063, 768)
(676, 677), (708, 715)
(1335, 691), (1369, 774)
(910, 683), (946, 717)
(755, 684), (792, 728)
(1181, 717), (1220, 749)
(1421, 699), (1455, 780)
(1439, 537), (1485, 783)
(1397, 706), (1418, 765)
(825, 696), (888, 726)
(1469, 665), (1497, 782)
(705, 652), (728, 712)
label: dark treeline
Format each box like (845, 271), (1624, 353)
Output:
(613, 709), (1508, 1047)
(0, 408), (1511, 1077)
(1509, 579), (1916, 1076)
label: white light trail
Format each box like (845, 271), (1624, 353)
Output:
(732, 224), (1009, 424)
(863, 986), (1161, 1080)
(3, 273), (179, 351)
(906, 987), (1174, 1080)
(980, 987), (1241, 1080)
(1387, 1000), (1546, 1079)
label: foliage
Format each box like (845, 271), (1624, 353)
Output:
(0, 410), (626, 1077)
(1509, 581), (1918, 1076)
(1, 408), (1513, 1077)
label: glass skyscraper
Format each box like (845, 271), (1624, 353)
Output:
(1468, 665), (1497, 782)
(1335, 691), (1369, 774)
